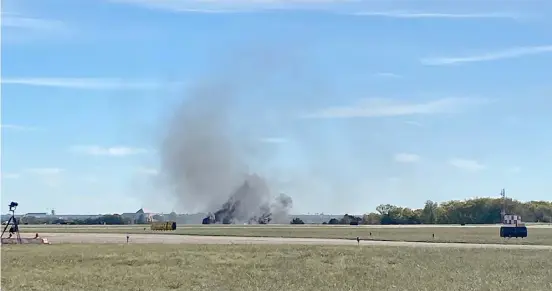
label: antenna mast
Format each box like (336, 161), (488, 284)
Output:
(500, 188), (506, 221)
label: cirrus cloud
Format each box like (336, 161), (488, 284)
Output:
(0, 77), (176, 90)
(70, 145), (149, 156)
(302, 97), (490, 119)
(422, 45), (552, 66)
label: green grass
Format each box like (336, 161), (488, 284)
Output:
(2, 244), (551, 291)
(19, 224), (552, 245)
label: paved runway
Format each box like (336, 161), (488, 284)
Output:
(36, 233), (552, 250)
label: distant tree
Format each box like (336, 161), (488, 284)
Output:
(339, 214), (362, 225)
(376, 204), (399, 225)
(328, 218), (339, 225)
(376, 204), (395, 216)
(20, 216), (39, 225)
(168, 212), (178, 222)
(68, 215), (126, 225)
(101, 214), (126, 225)
(290, 218), (305, 224)
(52, 218), (67, 225)
(421, 200), (438, 224)
(362, 213), (381, 225)
(362, 198), (552, 225)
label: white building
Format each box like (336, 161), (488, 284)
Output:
(121, 208), (155, 224)
(24, 212), (49, 219)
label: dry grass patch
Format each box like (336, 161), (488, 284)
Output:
(2, 244), (552, 291)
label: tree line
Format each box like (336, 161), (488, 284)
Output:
(291, 198), (552, 225)
(18, 214), (152, 225)
(17, 212), (181, 225)
(14, 197), (552, 226)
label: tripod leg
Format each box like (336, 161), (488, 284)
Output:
(1, 216), (14, 238)
(13, 217), (22, 244)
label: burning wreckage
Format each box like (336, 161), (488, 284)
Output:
(202, 174), (292, 225)
(202, 201), (273, 225)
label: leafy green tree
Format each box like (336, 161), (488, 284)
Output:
(368, 198), (552, 225)
(362, 213), (381, 225)
(421, 200), (438, 224)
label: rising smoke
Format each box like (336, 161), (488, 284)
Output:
(203, 174), (293, 224)
(158, 74), (293, 224)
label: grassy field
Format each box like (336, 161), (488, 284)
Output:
(2, 244), (551, 291)
(19, 224), (552, 245)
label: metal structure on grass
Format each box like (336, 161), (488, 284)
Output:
(1, 202), (22, 243)
(499, 189), (528, 238)
(1, 202), (50, 245)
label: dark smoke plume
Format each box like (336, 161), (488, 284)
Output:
(203, 174), (293, 224)
(159, 76), (293, 224)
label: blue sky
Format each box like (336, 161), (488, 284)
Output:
(1, 0), (551, 215)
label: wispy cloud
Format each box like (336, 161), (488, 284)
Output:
(394, 153), (421, 163)
(109, 0), (259, 13)
(302, 97), (489, 119)
(0, 77), (175, 90)
(25, 168), (65, 175)
(259, 137), (288, 144)
(448, 158), (485, 172)
(1, 13), (66, 31)
(352, 11), (519, 20)
(422, 45), (552, 66)
(1, 10), (72, 44)
(70, 145), (149, 156)
(1, 124), (38, 131)
(109, 0), (357, 13)
(111, 0), (526, 20)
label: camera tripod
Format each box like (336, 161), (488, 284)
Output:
(1, 202), (22, 244)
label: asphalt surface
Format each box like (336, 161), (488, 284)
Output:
(34, 232), (552, 250)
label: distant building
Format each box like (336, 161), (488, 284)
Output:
(55, 214), (102, 220)
(24, 212), (49, 219)
(121, 208), (155, 224)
